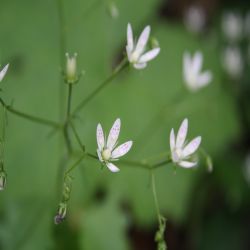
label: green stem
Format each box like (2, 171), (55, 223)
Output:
(151, 170), (161, 224)
(64, 154), (86, 176)
(69, 121), (85, 151)
(72, 58), (128, 116)
(0, 98), (60, 128)
(64, 85), (73, 154)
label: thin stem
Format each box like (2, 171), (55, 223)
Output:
(72, 58), (128, 116)
(152, 158), (172, 169)
(64, 154), (85, 176)
(69, 121), (85, 151)
(151, 170), (161, 224)
(64, 85), (73, 154)
(0, 98), (60, 128)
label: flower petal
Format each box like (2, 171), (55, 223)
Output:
(192, 51), (203, 74)
(138, 48), (160, 63)
(176, 118), (188, 148)
(107, 118), (121, 150)
(127, 23), (134, 53)
(170, 128), (175, 152)
(179, 160), (197, 168)
(0, 64), (9, 82)
(135, 25), (150, 56)
(96, 123), (105, 151)
(97, 149), (103, 162)
(106, 162), (120, 172)
(197, 71), (212, 88)
(182, 136), (202, 158)
(112, 141), (133, 159)
(133, 63), (147, 69)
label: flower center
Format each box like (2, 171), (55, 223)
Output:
(130, 51), (140, 63)
(172, 147), (183, 163)
(102, 148), (111, 161)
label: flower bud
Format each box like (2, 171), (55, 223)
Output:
(0, 170), (7, 191)
(107, 2), (119, 19)
(54, 202), (67, 225)
(65, 53), (78, 84)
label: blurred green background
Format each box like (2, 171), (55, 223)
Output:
(0, 0), (250, 249)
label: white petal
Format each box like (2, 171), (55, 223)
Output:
(179, 161), (197, 168)
(138, 48), (160, 63)
(127, 23), (134, 53)
(0, 64), (9, 82)
(182, 136), (202, 158)
(107, 118), (121, 150)
(192, 51), (203, 74)
(111, 141), (133, 159)
(97, 149), (103, 162)
(135, 25), (150, 56)
(176, 118), (188, 148)
(96, 123), (105, 151)
(106, 162), (120, 172)
(170, 129), (175, 152)
(197, 71), (212, 88)
(133, 63), (147, 69)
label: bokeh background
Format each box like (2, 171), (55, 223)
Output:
(0, 0), (250, 249)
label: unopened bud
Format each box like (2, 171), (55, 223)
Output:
(54, 202), (67, 225)
(65, 53), (78, 84)
(150, 37), (160, 49)
(107, 2), (119, 19)
(0, 170), (7, 191)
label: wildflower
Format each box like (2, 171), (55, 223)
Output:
(170, 118), (201, 168)
(183, 51), (212, 92)
(126, 23), (160, 69)
(0, 64), (9, 82)
(222, 11), (243, 42)
(184, 6), (206, 34)
(96, 118), (133, 172)
(222, 46), (243, 79)
(65, 53), (78, 84)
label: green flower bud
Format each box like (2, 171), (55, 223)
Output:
(0, 170), (6, 191)
(65, 53), (78, 84)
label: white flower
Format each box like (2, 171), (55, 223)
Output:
(222, 46), (243, 79)
(65, 53), (78, 84)
(170, 118), (201, 168)
(96, 118), (133, 172)
(222, 11), (243, 42)
(126, 23), (160, 69)
(184, 6), (206, 34)
(183, 51), (212, 91)
(0, 64), (9, 82)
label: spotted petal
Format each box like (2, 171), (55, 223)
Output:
(182, 136), (201, 158)
(192, 51), (203, 74)
(170, 128), (175, 152)
(133, 62), (147, 69)
(135, 25), (150, 56)
(127, 23), (134, 54)
(96, 123), (105, 151)
(138, 48), (160, 64)
(197, 71), (212, 88)
(107, 118), (121, 150)
(0, 64), (9, 82)
(112, 141), (133, 159)
(179, 161), (197, 168)
(176, 118), (188, 148)
(106, 162), (120, 172)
